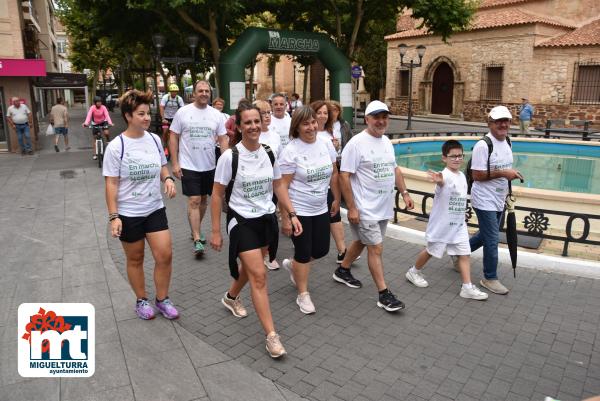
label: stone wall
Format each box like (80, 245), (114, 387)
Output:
(462, 101), (600, 127)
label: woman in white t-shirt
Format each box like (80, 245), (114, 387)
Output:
(103, 90), (179, 321)
(310, 101), (356, 265)
(279, 106), (340, 314)
(210, 103), (302, 359)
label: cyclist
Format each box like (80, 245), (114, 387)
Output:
(159, 84), (184, 148)
(83, 96), (113, 160)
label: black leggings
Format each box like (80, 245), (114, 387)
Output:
(291, 212), (331, 263)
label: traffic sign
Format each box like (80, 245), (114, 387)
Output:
(351, 65), (362, 79)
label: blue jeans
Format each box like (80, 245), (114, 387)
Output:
(469, 208), (503, 280)
(14, 123), (32, 152)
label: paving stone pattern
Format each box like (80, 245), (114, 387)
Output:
(109, 183), (600, 401)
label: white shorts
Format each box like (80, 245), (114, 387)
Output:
(426, 241), (471, 259)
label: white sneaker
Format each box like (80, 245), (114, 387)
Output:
(460, 285), (488, 300)
(405, 268), (429, 288)
(264, 256), (280, 270)
(282, 259), (296, 286)
(296, 292), (316, 314)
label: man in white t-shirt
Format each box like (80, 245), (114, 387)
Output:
(160, 84), (185, 147)
(6, 97), (34, 155)
(333, 100), (415, 313)
(269, 94), (291, 149)
(169, 80), (228, 256)
(469, 105), (523, 295)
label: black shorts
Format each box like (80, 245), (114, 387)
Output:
(291, 212), (331, 263)
(181, 168), (215, 197)
(229, 216), (270, 253)
(119, 207), (168, 243)
(327, 189), (341, 223)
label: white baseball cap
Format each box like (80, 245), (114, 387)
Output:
(488, 105), (512, 120)
(365, 100), (389, 116)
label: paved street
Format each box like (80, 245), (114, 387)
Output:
(0, 108), (599, 401)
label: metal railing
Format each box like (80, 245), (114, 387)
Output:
(394, 189), (600, 257)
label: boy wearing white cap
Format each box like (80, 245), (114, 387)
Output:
(333, 100), (415, 312)
(468, 106), (523, 295)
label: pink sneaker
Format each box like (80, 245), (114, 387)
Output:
(135, 299), (156, 320)
(155, 297), (179, 319)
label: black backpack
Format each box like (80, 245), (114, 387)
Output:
(466, 135), (512, 194)
(224, 143), (275, 205)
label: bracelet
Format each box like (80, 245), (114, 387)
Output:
(108, 213), (119, 222)
(164, 176), (175, 183)
(288, 211), (297, 219)
(401, 190), (409, 196)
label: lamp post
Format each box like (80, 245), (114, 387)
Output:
(152, 34), (199, 95)
(151, 34), (166, 134)
(398, 43), (426, 130)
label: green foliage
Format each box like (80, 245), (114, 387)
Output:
(408, 0), (477, 40)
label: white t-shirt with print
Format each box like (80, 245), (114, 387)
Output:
(279, 137), (337, 216)
(103, 132), (167, 217)
(470, 133), (513, 212)
(270, 114), (291, 149)
(7, 104), (31, 124)
(426, 168), (469, 244)
(259, 127), (282, 158)
(214, 143), (281, 219)
(169, 103), (226, 172)
(317, 130), (342, 158)
(340, 130), (397, 221)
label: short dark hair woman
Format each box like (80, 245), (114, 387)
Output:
(103, 89), (178, 320)
(279, 106), (340, 314)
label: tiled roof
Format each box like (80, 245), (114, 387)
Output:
(536, 18), (600, 47)
(385, 8), (574, 40)
(479, 0), (539, 9)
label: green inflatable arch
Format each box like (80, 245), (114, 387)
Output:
(218, 27), (352, 123)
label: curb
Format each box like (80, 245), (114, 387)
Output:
(339, 209), (600, 280)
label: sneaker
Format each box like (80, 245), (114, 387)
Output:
(54, 145), (59, 152)
(377, 289), (405, 312)
(296, 292), (316, 314)
(221, 292), (248, 318)
(194, 240), (205, 256)
(93, 155), (98, 160)
(155, 297), (180, 319)
(199, 233), (206, 245)
(480, 279), (509, 295)
(135, 299), (156, 320)
(450, 255), (460, 272)
(21, 150), (26, 155)
(336, 249), (361, 264)
(65, 146), (71, 151)
(282, 259), (296, 286)
(264, 256), (280, 270)
(460, 285), (488, 301)
(332, 267), (362, 288)
(265, 332), (286, 358)
(27, 150), (33, 155)
(406, 268), (429, 288)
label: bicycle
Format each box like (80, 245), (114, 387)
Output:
(89, 122), (109, 168)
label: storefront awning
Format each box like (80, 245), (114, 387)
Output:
(0, 59), (46, 77)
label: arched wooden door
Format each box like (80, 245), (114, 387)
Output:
(431, 62), (454, 115)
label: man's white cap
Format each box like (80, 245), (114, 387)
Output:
(365, 100), (389, 116)
(488, 105), (512, 120)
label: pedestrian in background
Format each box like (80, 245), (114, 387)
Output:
(519, 97), (534, 136)
(7, 97), (34, 155)
(50, 97), (70, 152)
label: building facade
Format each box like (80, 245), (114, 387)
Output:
(385, 0), (600, 127)
(0, 0), (61, 152)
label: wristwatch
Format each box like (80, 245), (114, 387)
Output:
(288, 211), (297, 219)
(401, 190), (409, 196)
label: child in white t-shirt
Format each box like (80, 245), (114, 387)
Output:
(405, 140), (488, 300)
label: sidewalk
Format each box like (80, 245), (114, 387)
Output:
(1, 109), (599, 401)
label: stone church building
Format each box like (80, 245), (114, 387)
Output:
(384, 0), (600, 127)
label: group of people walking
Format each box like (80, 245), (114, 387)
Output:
(102, 82), (520, 359)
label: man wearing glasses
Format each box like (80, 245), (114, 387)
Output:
(469, 106), (523, 295)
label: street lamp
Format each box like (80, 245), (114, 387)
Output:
(398, 43), (426, 130)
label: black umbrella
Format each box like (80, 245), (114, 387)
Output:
(505, 194), (518, 278)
